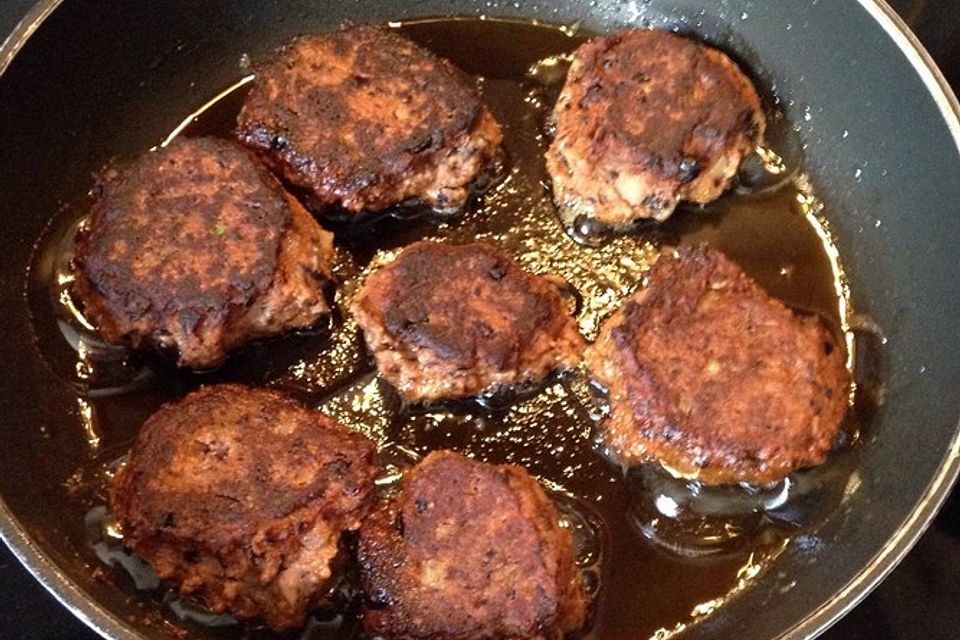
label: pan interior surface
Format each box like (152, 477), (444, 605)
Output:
(0, 2), (958, 640)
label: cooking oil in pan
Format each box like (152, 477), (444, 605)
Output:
(29, 17), (878, 640)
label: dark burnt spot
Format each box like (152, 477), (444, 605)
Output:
(404, 133), (437, 155)
(694, 123), (722, 141)
(325, 458), (350, 478)
(394, 511), (405, 536)
(368, 586), (392, 608)
(677, 157), (702, 182)
(578, 83), (604, 108)
(384, 302), (429, 336)
(642, 195), (668, 213)
(177, 307), (202, 334)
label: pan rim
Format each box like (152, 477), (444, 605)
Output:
(775, 1), (960, 637)
(0, 1), (958, 639)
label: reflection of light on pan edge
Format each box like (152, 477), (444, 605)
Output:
(794, 173), (857, 406)
(156, 74), (255, 149)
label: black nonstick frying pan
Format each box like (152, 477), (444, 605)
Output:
(1, 1), (959, 639)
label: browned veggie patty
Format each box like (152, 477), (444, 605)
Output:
(547, 28), (764, 226)
(72, 136), (335, 369)
(237, 25), (502, 214)
(586, 245), (850, 485)
(351, 241), (585, 401)
(111, 384), (377, 629)
(358, 450), (586, 640)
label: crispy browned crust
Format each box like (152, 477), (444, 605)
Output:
(237, 25), (503, 213)
(547, 29), (765, 225)
(586, 246), (850, 485)
(110, 384), (377, 629)
(350, 242), (585, 401)
(71, 137), (334, 369)
(358, 451), (585, 640)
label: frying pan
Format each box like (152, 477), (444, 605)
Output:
(1, 1), (958, 639)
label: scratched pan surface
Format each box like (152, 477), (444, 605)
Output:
(0, 1), (959, 640)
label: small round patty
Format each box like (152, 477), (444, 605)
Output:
(72, 136), (335, 369)
(586, 246), (850, 485)
(111, 384), (377, 629)
(351, 241), (585, 401)
(358, 450), (586, 640)
(237, 25), (503, 214)
(546, 29), (765, 226)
